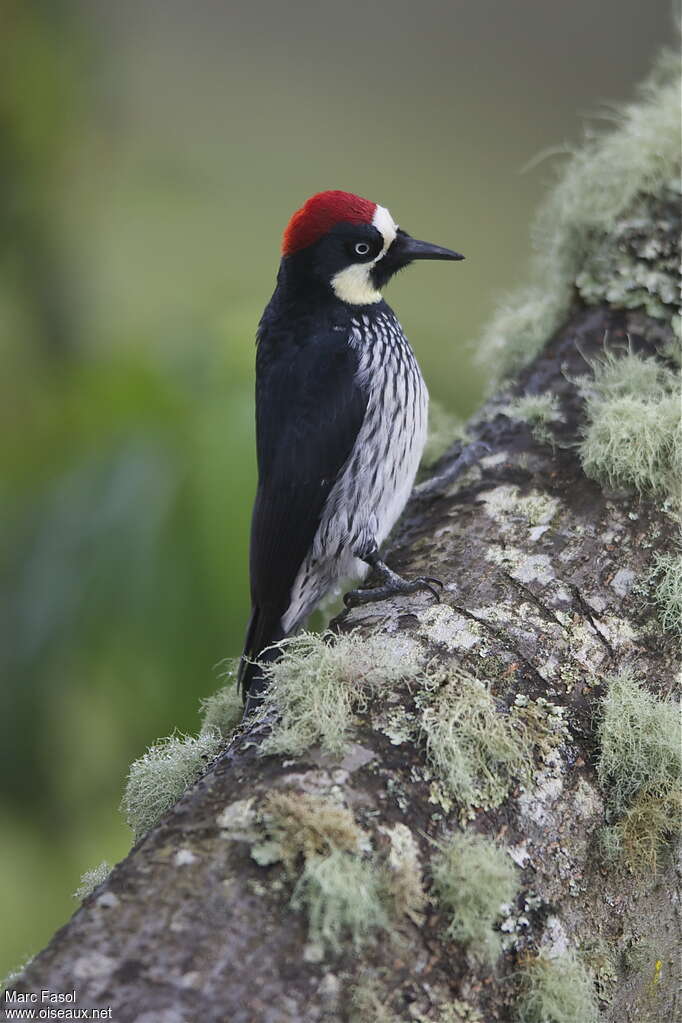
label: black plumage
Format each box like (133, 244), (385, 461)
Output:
(239, 285), (369, 699)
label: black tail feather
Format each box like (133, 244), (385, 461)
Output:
(238, 605), (284, 712)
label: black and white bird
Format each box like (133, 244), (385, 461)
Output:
(239, 190), (463, 708)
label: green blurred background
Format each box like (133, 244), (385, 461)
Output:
(0, 0), (673, 976)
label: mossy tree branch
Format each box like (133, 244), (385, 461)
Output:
(4, 58), (681, 1023)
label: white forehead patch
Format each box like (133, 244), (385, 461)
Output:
(372, 204), (398, 254)
(331, 204), (399, 305)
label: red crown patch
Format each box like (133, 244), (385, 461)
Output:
(282, 190), (377, 255)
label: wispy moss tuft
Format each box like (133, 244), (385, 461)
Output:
(119, 666), (241, 841)
(431, 832), (519, 963)
(642, 551), (682, 636)
(421, 669), (533, 811)
(600, 791), (682, 874)
(516, 953), (599, 1023)
(121, 730), (222, 839)
(479, 50), (681, 382)
(581, 390), (681, 497)
(259, 631), (421, 757)
(597, 672), (681, 817)
(73, 861), (111, 901)
(291, 848), (389, 953)
(504, 392), (564, 446)
(578, 349), (681, 501)
(199, 664), (243, 738)
(597, 671), (682, 871)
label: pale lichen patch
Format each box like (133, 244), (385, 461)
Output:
(479, 485), (559, 530)
(418, 604), (482, 652)
(486, 544), (556, 585)
(508, 841), (531, 868)
(72, 952), (116, 981)
(597, 614), (636, 648)
(216, 798), (258, 841)
(174, 848), (197, 867)
(611, 568), (636, 597)
(373, 704), (417, 745)
(480, 450), (510, 469)
(513, 554), (555, 586)
(518, 758), (565, 828)
(539, 915), (570, 959)
(571, 778), (604, 822)
(381, 822), (426, 923)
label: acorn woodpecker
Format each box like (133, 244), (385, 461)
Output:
(239, 190), (463, 708)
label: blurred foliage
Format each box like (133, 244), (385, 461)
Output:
(0, 0), (673, 980)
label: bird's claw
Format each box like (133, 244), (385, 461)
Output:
(344, 573), (443, 608)
(421, 575), (444, 588)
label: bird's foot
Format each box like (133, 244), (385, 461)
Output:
(344, 558), (443, 608)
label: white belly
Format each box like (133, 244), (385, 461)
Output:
(282, 311), (428, 633)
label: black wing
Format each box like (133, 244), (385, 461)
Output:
(239, 324), (368, 695)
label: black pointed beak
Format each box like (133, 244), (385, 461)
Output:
(397, 232), (464, 262)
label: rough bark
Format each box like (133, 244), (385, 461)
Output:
(4, 297), (679, 1023)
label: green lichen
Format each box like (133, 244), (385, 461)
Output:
(431, 832), (519, 963)
(420, 668), (533, 813)
(642, 550), (682, 636)
(576, 186), (680, 319)
(503, 393), (564, 447)
(73, 861), (111, 901)
(259, 630), (422, 758)
(515, 953), (599, 1023)
(479, 49), (681, 382)
(578, 348), (681, 502)
(291, 848), (389, 954)
(513, 696), (570, 762)
(121, 729), (223, 839)
(597, 671), (682, 871)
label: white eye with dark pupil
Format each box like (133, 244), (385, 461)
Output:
(354, 242), (371, 256)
